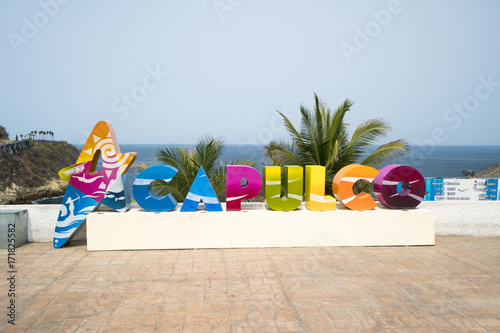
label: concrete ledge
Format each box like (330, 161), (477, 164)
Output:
(420, 201), (500, 236)
(0, 205), (86, 242)
(86, 203), (435, 251)
(1, 201), (499, 244)
(0, 209), (28, 248)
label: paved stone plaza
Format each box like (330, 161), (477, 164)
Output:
(1, 236), (499, 332)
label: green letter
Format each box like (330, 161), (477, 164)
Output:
(263, 166), (303, 211)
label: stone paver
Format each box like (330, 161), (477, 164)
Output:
(0, 236), (499, 332)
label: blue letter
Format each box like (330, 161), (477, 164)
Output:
(181, 167), (222, 212)
(133, 165), (178, 212)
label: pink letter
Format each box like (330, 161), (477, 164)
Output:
(226, 165), (262, 211)
(373, 164), (425, 209)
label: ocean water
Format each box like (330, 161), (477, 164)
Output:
(116, 144), (499, 178)
(71, 144), (499, 201)
(72, 143), (500, 179)
(390, 145), (500, 178)
(118, 144), (271, 171)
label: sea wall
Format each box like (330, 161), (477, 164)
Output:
(0, 204), (86, 243)
(0, 202), (499, 243)
(419, 201), (500, 236)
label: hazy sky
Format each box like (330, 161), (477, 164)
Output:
(1, 0), (499, 146)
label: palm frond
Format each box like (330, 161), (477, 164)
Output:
(150, 180), (185, 202)
(265, 94), (408, 195)
(350, 118), (390, 149)
(227, 158), (256, 167)
(277, 111), (306, 152)
(299, 105), (321, 164)
(328, 99), (352, 142)
(193, 135), (224, 178)
(264, 139), (302, 166)
(360, 139), (409, 167)
(156, 146), (189, 174)
(155, 136), (255, 203)
(155, 146), (193, 197)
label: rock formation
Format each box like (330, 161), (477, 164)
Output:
(0, 141), (79, 204)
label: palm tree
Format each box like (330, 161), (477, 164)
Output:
(151, 135), (255, 202)
(265, 94), (409, 193)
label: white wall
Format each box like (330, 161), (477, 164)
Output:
(1, 202), (499, 243)
(420, 201), (500, 237)
(0, 204), (86, 242)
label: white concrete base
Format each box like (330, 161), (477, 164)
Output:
(0, 204), (86, 242)
(86, 203), (435, 251)
(420, 201), (500, 236)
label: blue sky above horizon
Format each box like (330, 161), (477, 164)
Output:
(1, 0), (499, 147)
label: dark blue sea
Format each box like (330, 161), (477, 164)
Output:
(73, 144), (500, 199)
(113, 144), (499, 178)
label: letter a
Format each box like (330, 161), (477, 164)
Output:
(54, 121), (137, 248)
(181, 167), (222, 212)
(7, 32), (28, 53)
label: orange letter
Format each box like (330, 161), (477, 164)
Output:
(332, 164), (379, 210)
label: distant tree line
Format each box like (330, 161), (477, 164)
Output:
(21, 130), (55, 141)
(0, 126), (56, 142)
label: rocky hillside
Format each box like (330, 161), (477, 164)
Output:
(467, 163), (500, 179)
(0, 141), (80, 204)
(0, 126), (8, 140)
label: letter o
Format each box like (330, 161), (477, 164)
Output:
(33, 11), (49, 27)
(131, 86), (147, 102)
(365, 21), (381, 37)
(463, 96), (479, 112)
(373, 164), (425, 209)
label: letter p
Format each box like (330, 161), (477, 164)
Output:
(226, 165), (262, 211)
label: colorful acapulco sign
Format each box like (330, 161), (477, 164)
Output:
(53, 121), (426, 248)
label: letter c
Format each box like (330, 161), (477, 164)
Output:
(133, 165), (178, 212)
(332, 164), (379, 210)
